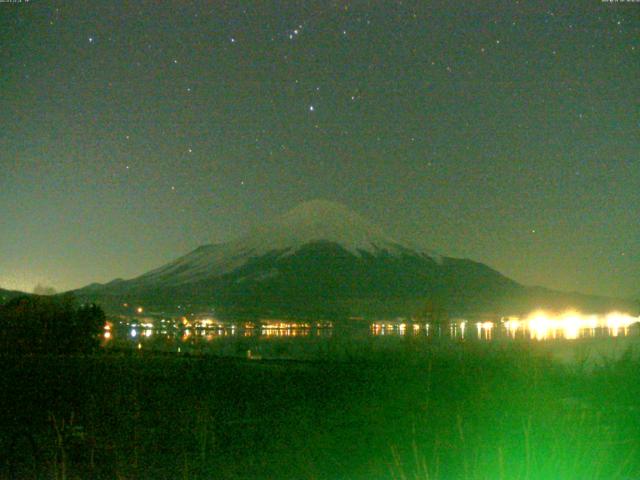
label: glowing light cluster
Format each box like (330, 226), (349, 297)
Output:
(475, 321), (494, 340)
(103, 322), (112, 340)
(503, 310), (638, 341)
(606, 312), (637, 337)
(367, 311), (638, 341)
(260, 320), (312, 338)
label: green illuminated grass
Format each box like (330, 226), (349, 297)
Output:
(1, 343), (639, 479)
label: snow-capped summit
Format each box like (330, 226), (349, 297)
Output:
(244, 199), (403, 255)
(131, 199), (434, 286)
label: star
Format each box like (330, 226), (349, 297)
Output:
(309, 105), (315, 112)
(88, 36), (94, 43)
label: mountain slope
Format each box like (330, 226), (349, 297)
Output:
(131, 200), (438, 288)
(0, 288), (30, 305)
(74, 200), (636, 317)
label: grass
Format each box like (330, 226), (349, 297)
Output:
(1, 341), (639, 479)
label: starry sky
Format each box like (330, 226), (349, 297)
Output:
(1, 0), (638, 298)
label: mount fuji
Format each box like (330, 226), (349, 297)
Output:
(75, 200), (634, 318)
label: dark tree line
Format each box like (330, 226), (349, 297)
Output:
(0, 294), (105, 354)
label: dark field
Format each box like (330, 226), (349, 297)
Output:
(1, 343), (639, 479)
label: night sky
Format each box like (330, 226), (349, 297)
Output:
(1, 1), (638, 298)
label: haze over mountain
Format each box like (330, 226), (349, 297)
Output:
(75, 201), (636, 318)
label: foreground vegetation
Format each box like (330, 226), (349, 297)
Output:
(1, 340), (639, 479)
(0, 295), (104, 355)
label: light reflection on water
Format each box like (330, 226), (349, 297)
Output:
(365, 311), (639, 342)
(103, 311), (640, 359)
(502, 311), (638, 341)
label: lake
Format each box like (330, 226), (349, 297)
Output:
(103, 310), (640, 364)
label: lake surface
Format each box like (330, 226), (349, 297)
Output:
(103, 311), (640, 364)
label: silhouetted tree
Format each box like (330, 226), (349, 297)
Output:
(33, 283), (57, 296)
(0, 294), (104, 354)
